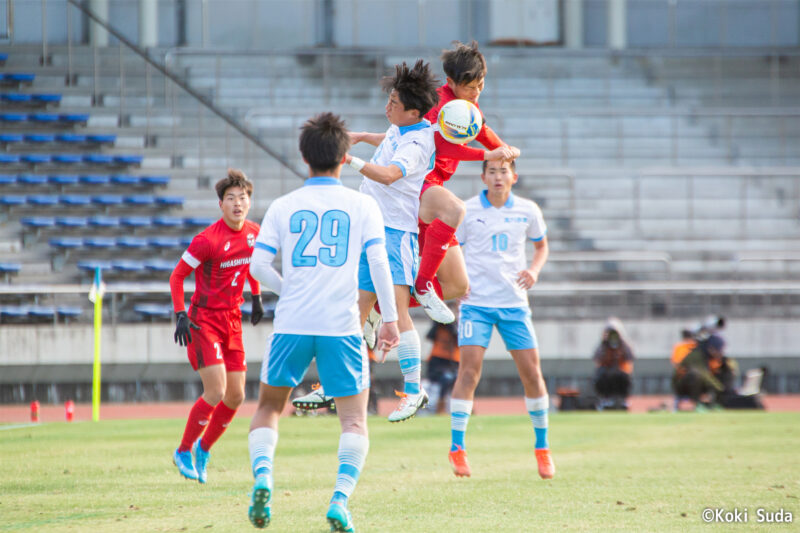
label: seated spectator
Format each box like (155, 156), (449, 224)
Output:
(423, 321), (460, 414)
(593, 317), (634, 410)
(671, 329), (696, 367)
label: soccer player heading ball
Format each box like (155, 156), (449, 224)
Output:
(246, 112), (400, 531)
(449, 159), (554, 480)
(169, 169), (264, 484)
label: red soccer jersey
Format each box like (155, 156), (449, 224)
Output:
(178, 218), (260, 310)
(423, 84), (505, 186)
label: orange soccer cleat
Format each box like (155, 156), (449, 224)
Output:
(535, 448), (555, 479)
(448, 446), (471, 478)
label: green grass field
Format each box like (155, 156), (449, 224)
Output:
(2, 412), (798, 532)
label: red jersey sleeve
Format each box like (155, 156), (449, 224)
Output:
(247, 272), (261, 295)
(434, 131), (485, 162)
(476, 124), (504, 150)
(169, 259), (194, 312)
(182, 233), (212, 268)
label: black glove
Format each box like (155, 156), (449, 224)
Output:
(174, 311), (200, 346)
(251, 294), (264, 326)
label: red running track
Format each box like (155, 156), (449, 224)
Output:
(2, 395), (799, 424)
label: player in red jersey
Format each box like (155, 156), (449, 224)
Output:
(169, 169), (264, 484)
(414, 41), (520, 302)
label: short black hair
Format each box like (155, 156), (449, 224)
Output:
(482, 159), (516, 173)
(380, 59), (439, 117)
(298, 112), (351, 174)
(442, 40), (487, 85)
(215, 168), (253, 200)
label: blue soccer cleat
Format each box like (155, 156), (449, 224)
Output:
(173, 448), (198, 481)
(248, 475), (272, 529)
(193, 438), (210, 484)
(326, 501), (355, 532)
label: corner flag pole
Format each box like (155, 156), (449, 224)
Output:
(90, 267), (104, 422)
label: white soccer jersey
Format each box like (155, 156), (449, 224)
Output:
(255, 177), (386, 336)
(359, 120), (435, 233)
(456, 191), (547, 308)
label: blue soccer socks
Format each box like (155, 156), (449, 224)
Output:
(397, 330), (421, 395)
(331, 432), (369, 506)
(449, 398), (474, 452)
(525, 395), (549, 450)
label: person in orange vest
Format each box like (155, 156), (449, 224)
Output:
(593, 318), (635, 410)
(424, 320), (460, 414)
(671, 329), (696, 367)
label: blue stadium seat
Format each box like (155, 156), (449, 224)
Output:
(155, 196), (184, 207)
(17, 174), (48, 186)
(141, 175), (170, 186)
(22, 154), (51, 164)
(24, 133), (55, 143)
(30, 113), (59, 124)
(87, 134), (116, 144)
(0, 262), (21, 274)
(57, 306), (83, 319)
(32, 94), (62, 104)
(184, 216), (214, 227)
(0, 134), (23, 144)
(55, 216), (88, 228)
(49, 174), (80, 186)
(80, 174), (111, 186)
(84, 236), (117, 249)
(133, 303), (172, 320)
(56, 133), (87, 144)
(116, 236), (148, 248)
(52, 154), (83, 164)
(59, 194), (92, 206)
(84, 154), (114, 165)
(28, 306), (56, 320)
(149, 236), (181, 248)
(123, 194), (155, 206)
(111, 259), (146, 273)
(152, 215), (183, 227)
(120, 216), (151, 228)
(2, 94), (32, 105)
(0, 154), (21, 164)
(27, 195), (59, 206)
(3, 73), (35, 83)
(0, 306), (28, 320)
(179, 236), (193, 247)
(144, 258), (176, 272)
(60, 113), (89, 124)
(0, 175), (15, 185)
(21, 216), (56, 228)
(111, 174), (140, 186)
(0, 53), (7, 63)
(0, 113), (26, 123)
(87, 215), (120, 228)
(0, 195), (26, 206)
(77, 260), (112, 272)
(115, 155), (144, 165)
(49, 236), (83, 248)
(91, 194), (123, 206)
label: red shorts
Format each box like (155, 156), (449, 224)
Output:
(418, 179), (460, 249)
(186, 306), (246, 372)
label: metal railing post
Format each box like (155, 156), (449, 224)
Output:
(40, 0), (48, 65)
(119, 40), (125, 126)
(66, 3), (73, 85)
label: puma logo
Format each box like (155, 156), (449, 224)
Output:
(476, 218), (486, 225)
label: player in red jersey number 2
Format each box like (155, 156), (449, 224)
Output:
(169, 169), (265, 484)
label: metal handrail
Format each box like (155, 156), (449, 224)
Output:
(64, 0), (303, 179)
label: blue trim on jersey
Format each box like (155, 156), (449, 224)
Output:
(358, 227), (418, 291)
(304, 177), (342, 186)
(364, 237), (384, 249)
(390, 161), (407, 177)
(458, 305), (538, 350)
(480, 190), (515, 209)
(398, 120), (429, 135)
(255, 242), (277, 254)
(263, 333), (368, 397)
(529, 228), (547, 242)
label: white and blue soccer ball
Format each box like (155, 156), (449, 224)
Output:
(437, 99), (483, 145)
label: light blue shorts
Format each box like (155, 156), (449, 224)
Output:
(458, 305), (538, 351)
(260, 333), (369, 398)
(358, 226), (418, 291)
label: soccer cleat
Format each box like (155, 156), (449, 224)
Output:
(387, 389), (428, 423)
(248, 474), (272, 529)
(326, 501), (355, 532)
(173, 448), (199, 481)
(535, 448), (555, 480)
(193, 438), (210, 484)
(362, 307), (382, 350)
(449, 446), (471, 477)
(292, 383), (335, 411)
(413, 282), (455, 324)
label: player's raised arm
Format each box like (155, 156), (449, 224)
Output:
(345, 152), (404, 185)
(349, 131), (386, 147)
